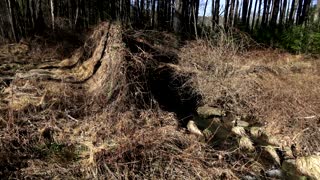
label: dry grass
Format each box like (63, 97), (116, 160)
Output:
(0, 22), (319, 179)
(179, 39), (320, 156)
(0, 23), (240, 179)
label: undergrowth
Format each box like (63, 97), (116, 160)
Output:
(0, 23), (319, 179)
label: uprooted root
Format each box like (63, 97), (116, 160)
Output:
(0, 22), (206, 178)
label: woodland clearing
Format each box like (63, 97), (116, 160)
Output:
(0, 22), (320, 179)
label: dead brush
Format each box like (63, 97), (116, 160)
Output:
(0, 23), (222, 178)
(65, 110), (239, 179)
(179, 35), (320, 156)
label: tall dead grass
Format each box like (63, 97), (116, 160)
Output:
(1, 23), (319, 179)
(179, 34), (320, 155)
(0, 24), (242, 179)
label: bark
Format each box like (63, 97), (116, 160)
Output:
(173, 0), (183, 33)
(270, 0), (280, 26)
(288, 0), (296, 23)
(6, 0), (17, 41)
(241, 0), (249, 24)
(152, 0), (156, 28)
(50, 0), (55, 31)
(261, 0), (268, 26)
(224, 0), (230, 27)
(265, 0), (272, 24)
(213, 0), (220, 26)
(192, 1), (198, 38)
(0, 17), (4, 38)
(252, 0), (259, 30)
(279, 0), (287, 24)
(315, 0), (320, 22)
(229, 0), (235, 26)
(195, 0), (200, 25)
(256, 0), (262, 27)
(202, 0), (209, 27)
(296, 0), (303, 24)
(299, 0), (311, 24)
(246, 0), (253, 28)
(234, 0), (239, 25)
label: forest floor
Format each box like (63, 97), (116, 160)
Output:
(0, 23), (319, 179)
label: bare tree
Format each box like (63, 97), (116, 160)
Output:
(224, 0), (230, 27)
(50, 0), (54, 31)
(279, 0), (288, 25)
(173, 0), (183, 33)
(288, 0), (296, 23)
(212, 0), (220, 26)
(229, 0), (236, 26)
(241, 0), (249, 24)
(246, 0), (253, 29)
(299, 0), (311, 24)
(202, 0), (209, 27)
(270, 0), (280, 26)
(315, 0), (320, 22)
(6, 0), (17, 41)
(252, 0), (259, 30)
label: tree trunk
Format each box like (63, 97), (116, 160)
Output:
(241, 0), (249, 24)
(315, 0), (320, 22)
(279, 0), (287, 25)
(265, 0), (272, 24)
(173, 0), (183, 33)
(246, 0), (253, 29)
(50, 0), (55, 31)
(234, 0), (239, 26)
(6, 0), (17, 41)
(296, 0), (303, 24)
(213, 0), (220, 26)
(261, 0), (268, 26)
(202, 0), (209, 27)
(256, 0), (262, 27)
(299, 0), (311, 24)
(270, 0), (280, 26)
(152, 0), (156, 28)
(288, 0), (296, 24)
(229, 0), (235, 26)
(224, 0), (230, 27)
(251, 0), (259, 30)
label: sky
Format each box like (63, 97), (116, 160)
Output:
(198, 0), (318, 17)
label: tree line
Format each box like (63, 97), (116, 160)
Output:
(0, 0), (319, 42)
(209, 0), (318, 31)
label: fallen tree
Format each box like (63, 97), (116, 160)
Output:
(2, 22), (201, 117)
(0, 22), (319, 179)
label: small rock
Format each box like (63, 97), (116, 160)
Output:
(265, 146), (281, 165)
(250, 127), (263, 138)
(239, 136), (255, 152)
(242, 175), (258, 180)
(296, 155), (320, 179)
(232, 119), (250, 127)
(197, 105), (226, 119)
(232, 126), (247, 136)
(266, 169), (283, 178)
(187, 120), (204, 137)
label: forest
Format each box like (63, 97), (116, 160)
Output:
(0, 0), (320, 179)
(1, 0), (320, 48)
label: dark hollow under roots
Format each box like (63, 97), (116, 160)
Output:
(149, 67), (202, 125)
(123, 33), (202, 125)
